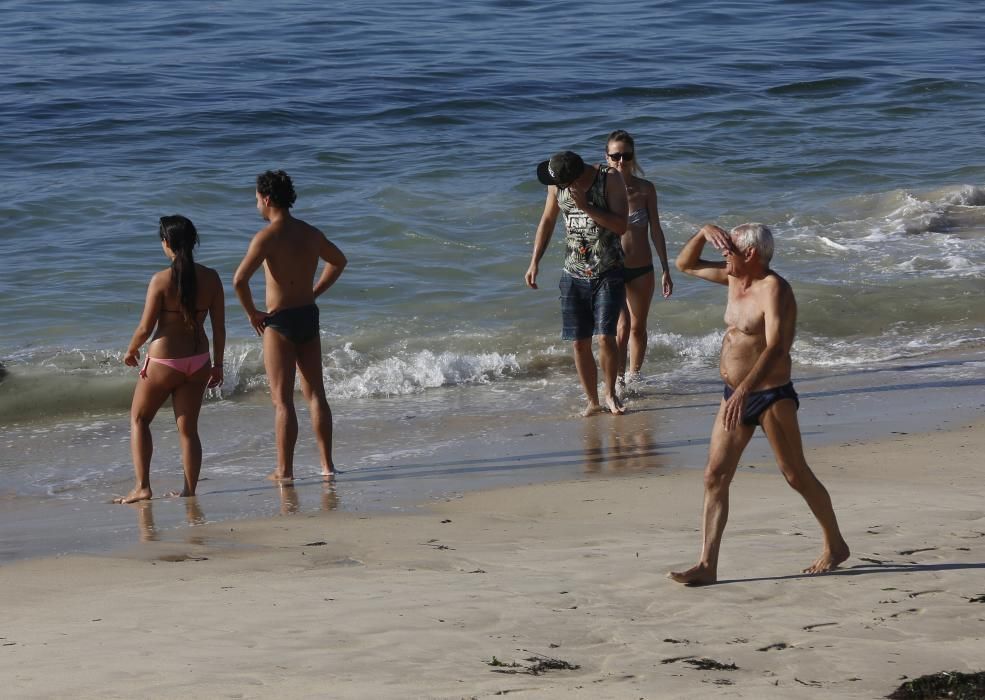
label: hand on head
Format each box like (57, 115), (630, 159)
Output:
(701, 224), (735, 254)
(567, 180), (588, 209)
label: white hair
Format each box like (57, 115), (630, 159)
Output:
(731, 223), (774, 262)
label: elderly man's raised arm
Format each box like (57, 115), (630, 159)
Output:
(676, 224), (732, 285)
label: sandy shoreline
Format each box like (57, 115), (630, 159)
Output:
(2, 410), (984, 698)
(3, 350), (984, 565)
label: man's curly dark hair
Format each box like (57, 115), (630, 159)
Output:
(256, 170), (297, 209)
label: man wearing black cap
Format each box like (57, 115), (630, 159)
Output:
(526, 150), (629, 416)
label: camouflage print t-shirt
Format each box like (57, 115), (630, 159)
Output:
(556, 166), (624, 279)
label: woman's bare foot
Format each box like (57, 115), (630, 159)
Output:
(803, 542), (851, 574)
(267, 470), (294, 482)
(668, 563), (717, 586)
(112, 487), (152, 504)
(321, 466), (337, 480)
(581, 402), (604, 417)
(605, 394), (626, 415)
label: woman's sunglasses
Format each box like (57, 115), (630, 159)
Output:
(607, 152), (634, 162)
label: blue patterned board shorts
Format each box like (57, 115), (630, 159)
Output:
(559, 268), (625, 340)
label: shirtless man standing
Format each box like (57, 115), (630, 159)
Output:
(669, 223), (849, 585)
(233, 170), (347, 480)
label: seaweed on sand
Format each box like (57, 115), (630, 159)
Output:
(685, 658), (738, 671)
(887, 670), (985, 699)
(487, 654), (580, 675)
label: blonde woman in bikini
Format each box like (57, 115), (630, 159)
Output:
(116, 215), (225, 504)
(604, 130), (673, 388)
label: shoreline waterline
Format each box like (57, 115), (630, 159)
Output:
(2, 347), (982, 564)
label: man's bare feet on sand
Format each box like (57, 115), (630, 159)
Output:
(605, 394), (626, 415)
(113, 487), (152, 504)
(267, 470), (295, 482)
(668, 563), (717, 586)
(581, 402), (604, 417)
(803, 543), (851, 574)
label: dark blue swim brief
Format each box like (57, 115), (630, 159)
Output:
(723, 381), (800, 426)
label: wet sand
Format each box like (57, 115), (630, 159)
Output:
(2, 351), (983, 563)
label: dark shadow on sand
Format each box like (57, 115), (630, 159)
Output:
(336, 441), (678, 483)
(713, 561), (985, 586)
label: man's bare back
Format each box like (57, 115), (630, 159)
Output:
(233, 170), (347, 481)
(257, 217), (329, 312)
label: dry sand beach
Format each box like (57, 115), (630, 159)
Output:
(2, 407), (984, 699)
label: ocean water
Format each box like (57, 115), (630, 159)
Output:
(1, 1), (984, 557)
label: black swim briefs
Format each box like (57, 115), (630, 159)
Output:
(262, 304), (320, 345)
(722, 381), (800, 426)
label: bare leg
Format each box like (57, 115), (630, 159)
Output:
(597, 334), (625, 415)
(616, 303), (630, 382)
(760, 400), (850, 574)
(170, 365), (210, 497)
(264, 329), (299, 480)
(572, 338), (602, 416)
(669, 400), (754, 585)
(117, 363), (174, 504)
(296, 335), (335, 477)
(624, 271), (655, 375)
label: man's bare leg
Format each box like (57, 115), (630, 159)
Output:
(597, 334), (625, 415)
(264, 328), (299, 480)
(669, 401), (754, 585)
(116, 363), (174, 504)
(572, 338), (603, 416)
(297, 335), (335, 477)
(760, 401), (850, 574)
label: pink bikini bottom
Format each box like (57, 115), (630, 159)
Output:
(140, 352), (211, 379)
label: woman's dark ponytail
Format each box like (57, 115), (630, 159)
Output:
(159, 215), (199, 329)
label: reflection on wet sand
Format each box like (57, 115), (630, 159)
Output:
(131, 497), (208, 544)
(277, 480), (340, 515)
(135, 501), (158, 542)
(321, 481), (339, 512)
(130, 480), (340, 544)
(184, 496), (206, 526)
(278, 483), (300, 515)
(582, 421), (668, 474)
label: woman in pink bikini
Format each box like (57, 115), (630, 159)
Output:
(116, 215), (225, 504)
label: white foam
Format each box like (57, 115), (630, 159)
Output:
(818, 236), (850, 251)
(326, 346), (520, 398)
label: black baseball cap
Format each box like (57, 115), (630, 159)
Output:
(536, 151), (585, 187)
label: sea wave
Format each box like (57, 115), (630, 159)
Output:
(0, 342), (523, 422)
(0, 324), (985, 425)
